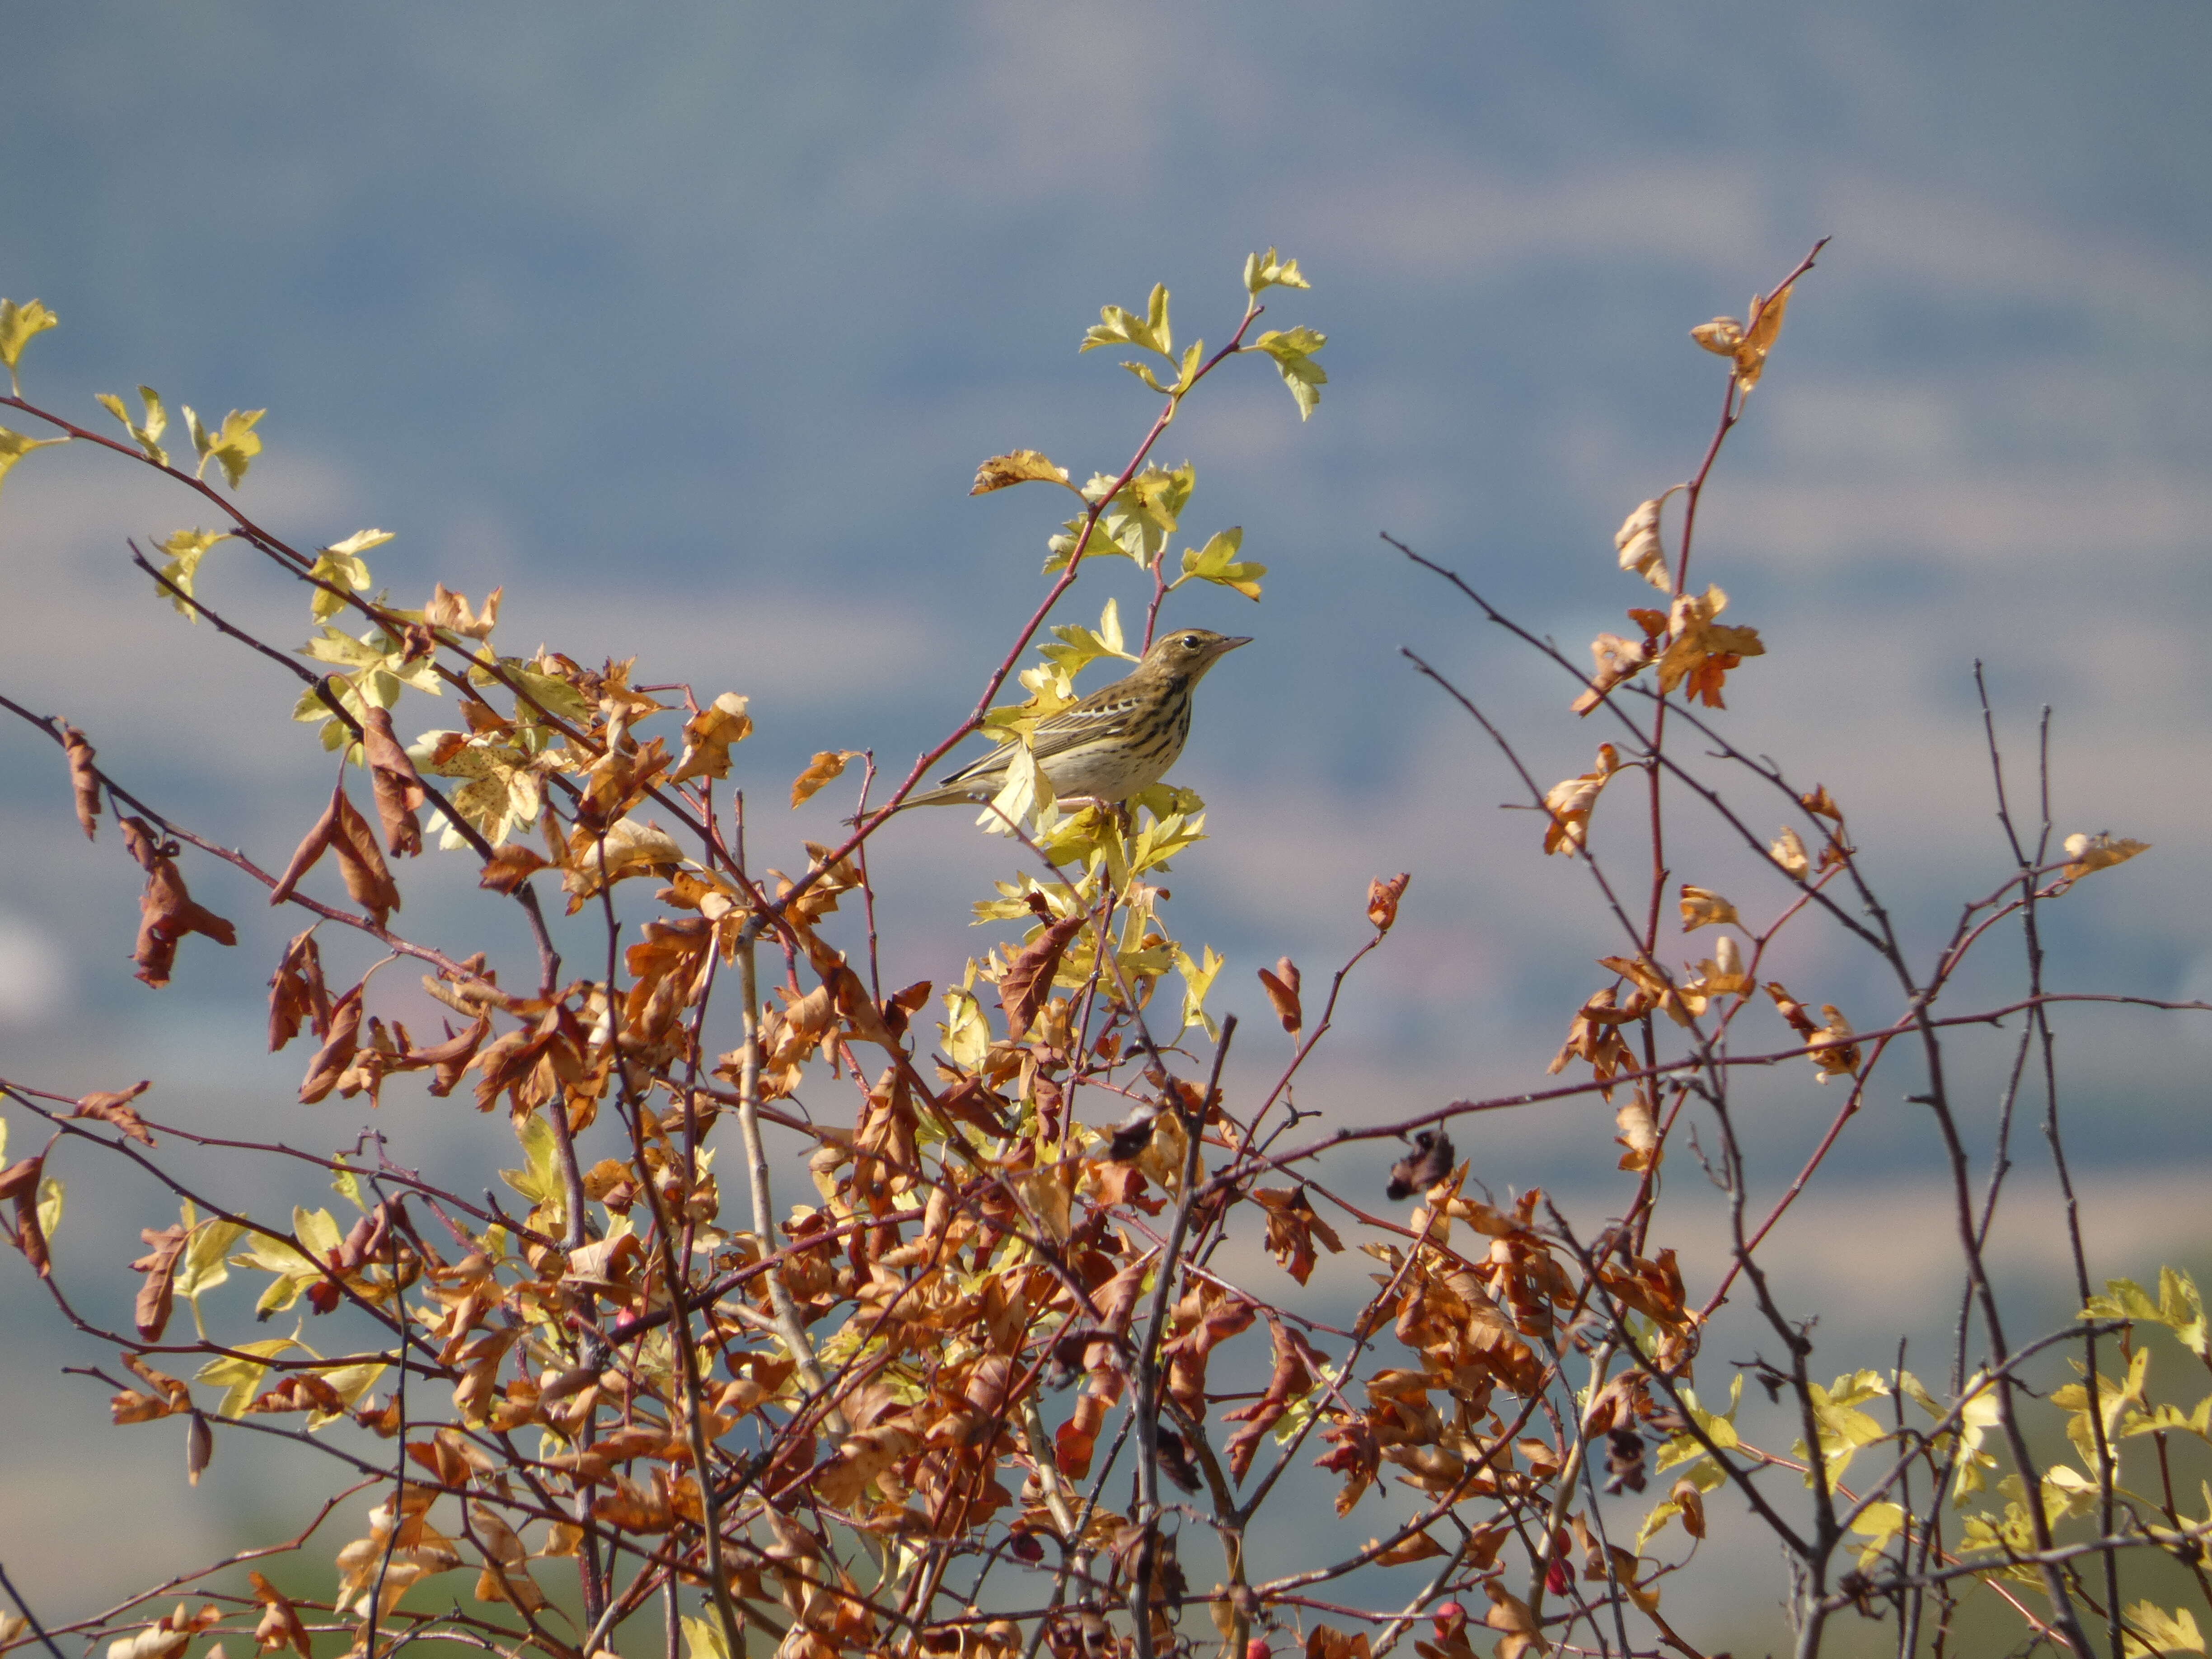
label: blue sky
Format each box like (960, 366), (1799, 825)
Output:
(4, 0), (2210, 1628)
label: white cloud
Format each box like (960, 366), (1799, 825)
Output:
(0, 912), (66, 1023)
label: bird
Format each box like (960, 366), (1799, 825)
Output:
(900, 628), (1251, 810)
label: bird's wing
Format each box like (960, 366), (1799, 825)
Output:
(931, 680), (1144, 786)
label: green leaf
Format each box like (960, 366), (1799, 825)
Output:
(1250, 325), (1328, 420)
(1176, 527), (1265, 600)
(183, 405), (265, 489)
(0, 427), (68, 499)
(95, 386), (170, 466)
(1243, 248), (1310, 295)
(152, 528), (234, 620)
(0, 299), (58, 394)
(1081, 282), (1173, 360)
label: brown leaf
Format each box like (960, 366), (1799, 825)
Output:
(61, 723), (101, 839)
(300, 984), (365, 1104)
(1253, 1185), (1342, 1286)
(999, 914), (1085, 1039)
(1366, 872), (1410, 933)
(422, 582), (502, 638)
(1482, 1581), (1546, 1659)
(267, 928), (332, 1052)
(131, 1222), (189, 1339)
(1256, 957), (1303, 1034)
(8, 1157), (50, 1278)
(134, 846), (237, 988)
(1386, 1129), (1454, 1202)
(267, 794), (341, 907)
(478, 844), (550, 894)
(1221, 1317), (1325, 1479)
(186, 1410), (213, 1485)
(1733, 282), (1793, 390)
(74, 1080), (155, 1145)
(1571, 630), (1655, 715)
(359, 707), (426, 857)
(970, 449), (1071, 495)
(791, 750), (857, 809)
(330, 787), (401, 926)
(248, 1570), (314, 1659)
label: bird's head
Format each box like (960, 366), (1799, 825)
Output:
(1138, 628), (1251, 684)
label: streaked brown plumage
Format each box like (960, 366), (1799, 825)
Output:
(902, 628), (1250, 809)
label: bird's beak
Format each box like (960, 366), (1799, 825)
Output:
(1219, 636), (1253, 652)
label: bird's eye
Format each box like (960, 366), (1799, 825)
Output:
(1180, 635), (1200, 649)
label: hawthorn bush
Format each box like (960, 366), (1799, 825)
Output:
(0, 247), (2204, 1659)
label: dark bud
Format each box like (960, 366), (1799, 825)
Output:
(1107, 1103), (1160, 1162)
(1385, 1129), (1455, 1201)
(1603, 1426), (1646, 1495)
(1009, 1532), (1045, 1563)
(1155, 1424), (1200, 1494)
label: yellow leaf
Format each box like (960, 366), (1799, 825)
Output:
(791, 750), (857, 810)
(2122, 1601), (2205, 1658)
(1771, 825), (1809, 877)
(1243, 248), (1310, 295)
(1081, 282), (1173, 359)
(96, 386), (169, 465)
(1614, 492), (1678, 590)
(1250, 325), (1327, 420)
(183, 406), (265, 489)
(0, 298), (58, 392)
(0, 427), (68, 498)
(971, 449), (1073, 495)
(1177, 527), (1265, 600)
(2062, 832), (2150, 880)
(1678, 884), (1739, 930)
(669, 694), (754, 784)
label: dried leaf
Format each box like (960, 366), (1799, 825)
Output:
(131, 1222), (189, 1339)
(330, 787), (402, 926)
(1366, 872), (1410, 933)
(1386, 1129), (1454, 1202)
(665, 692), (754, 786)
(2062, 832), (2150, 881)
(971, 449), (1072, 495)
(1613, 492), (1677, 591)
(1771, 825), (1810, 877)
(478, 844), (550, 894)
(1571, 631), (1655, 715)
(300, 985), (365, 1105)
(1000, 914), (1085, 1039)
(267, 928), (333, 1052)
(61, 723), (101, 839)
(134, 842), (238, 988)
(1678, 885), (1739, 931)
(360, 707), (426, 857)
(1542, 745), (1622, 855)
(1256, 956), (1303, 1034)
(74, 1080), (155, 1145)
(792, 750), (857, 809)
(1690, 316), (1744, 356)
